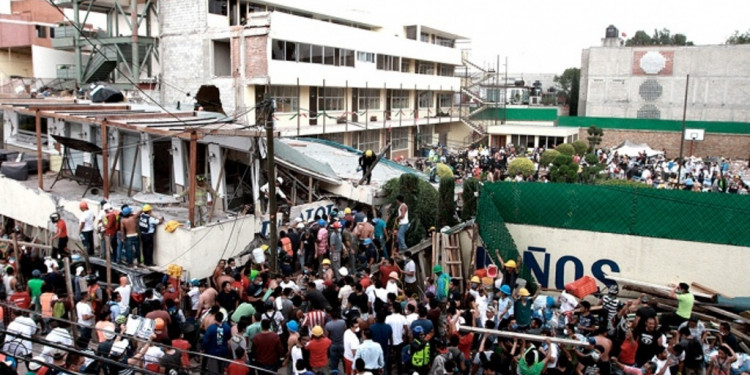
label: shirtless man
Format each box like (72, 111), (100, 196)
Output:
(198, 281), (218, 316)
(119, 206), (141, 266)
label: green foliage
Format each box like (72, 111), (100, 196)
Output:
(554, 67), (580, 116)
(549, 154), (578, 183)
(581, 153), (604, 184)
(726, 30), (750, 44)
(436, 163), (454, 180)
(555, 143), (575, 156)
(571, 140), (588, 156)
(539, 150), (561, 167)
(461, 178), (480, 221)
(508, 157), (535, 178)
(438, 177), (458, 228)
(595, 178), (653, 188)
(587, 125), (604, 151)
(625, 28), (693, 46)
(384, 174), (438, 247)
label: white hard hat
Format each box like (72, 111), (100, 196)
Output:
(276, 177), (284, 184)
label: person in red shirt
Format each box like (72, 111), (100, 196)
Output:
(457, 329), (474, 360)
(306, 325), (332, 373)
(226, 347), (250, 375)
(171, 334), (192, 369)
(251, 319), (284, 372)
(378, 259), (399, 287)
(49, 213), (68, 258)
(9, 284), (31, 309)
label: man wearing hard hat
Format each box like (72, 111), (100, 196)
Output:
(138, 204), (164, 267)
(358, 149), (377, 184)
(174, 175), (217, 226)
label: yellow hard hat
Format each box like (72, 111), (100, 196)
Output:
(344, 207), (351, 214)
(504, 260), (517, 268)
(142, 204), (153, 212)
(518, 288), (530, 297)
(164, 220), (180, 233)
(365, 150), (373, 157)
(260, 244), (269, 251)
(471, 276), (481, 283)
(312, 325), (324, 337)
(322, 259), (331, 265)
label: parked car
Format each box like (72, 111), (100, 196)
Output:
(71, 257), (164, 306)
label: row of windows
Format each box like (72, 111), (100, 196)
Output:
(270, 39), (455, 76)
(271, 40), (355, 67)
(268, 87), (455, 112)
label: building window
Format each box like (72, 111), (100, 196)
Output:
(285, 41), (297, 61)
(18, 114), (48, 136)
(539, 136), (564, 149)
(271, 39), (285, 61)
(270, 86), (298, 113)
(298, 43), (311, 63)
(311, 44), (323, 64)
(35, 25), (47, 38)
(392, 128), (410, 150)
(418, 91), (433, 108)
(358, 88), (380, 110)
(208, 0), (228, 15)
(319, 87), (345, 111)
(357, 51), (374, 63)
(437, 93), (452, 108)
(339, 49), (354, 67)
(511, 135), (535, 149)
(391, 90), (409, 109)
(376, 54), (400, 71)
(401, 58), (411, 73)
(417, 60), (434, 75)
(438, 64), (454, 77)
(213, 40), (231, 76)
(323, 46), (335, 65)
(356, 129), (380, 152)
(271, 40), (352, 67)
(435, 36), (454, 48)
(420, 32), (430, 42)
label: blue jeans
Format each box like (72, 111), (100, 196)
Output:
(81, 230), (95, 255)
(329, 343), (344, 373)
(122, 235), (140, 265)
(397, 223), (409, 251)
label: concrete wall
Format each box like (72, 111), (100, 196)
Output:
(576, 127), (750, 159)
(0, 50), (33, 78)
(580, 45), (750, 122)
(507, 224), (750, 297)
(31, 45), (75, 79)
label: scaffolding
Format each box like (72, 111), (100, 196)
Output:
(49, 0), (159, 88)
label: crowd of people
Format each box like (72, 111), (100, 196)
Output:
(410, 143), (749, 193)
(0, 200), (747, 375)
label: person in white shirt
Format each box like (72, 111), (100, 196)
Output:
(385, 305), (408, 375)
(401, 251), (418, 297)
(3, 312), (37, 357)
(114, 276), (132, 315)
(187, 279), (201, 315)
(78, 201), (96, 256)
(76, 292), (95, 341)
(404, 304), (419, 327)
(343, 319), (361, 374)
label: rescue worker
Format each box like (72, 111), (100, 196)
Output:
(174, 175), (217, 226)
(138, 204), (164, 267)
(49, 212), (68, 259)
(359, 149), (377, 184)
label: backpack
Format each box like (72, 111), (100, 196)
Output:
(264, 311), (279, 333)
(52, 300), (66, 318)
(167, 306), (182, 340)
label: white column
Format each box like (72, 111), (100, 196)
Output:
(140, 133), (153, 192)
(207, 143), (225, 196)
(172, 138), (185, 188)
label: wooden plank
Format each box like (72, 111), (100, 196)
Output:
(701, 305), (750, 325)
(691, 282), (731, 299)
(459, 325), (589, 347)
(358, 142), (392, 185)
(607, 274), (714, 300)
(0, 237), (53, 250)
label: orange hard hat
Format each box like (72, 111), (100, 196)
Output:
(154, 318), (165, 330)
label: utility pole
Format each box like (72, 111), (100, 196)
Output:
(502, 56), (508, 125)
(677, 74), (690, 185)
(264, 94), (278, 273)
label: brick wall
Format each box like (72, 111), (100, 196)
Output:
(577, 128), (750, 159)
(244, 35), (268, 78)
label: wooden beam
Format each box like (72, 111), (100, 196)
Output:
(358, 142), (392, 185)
(101, 120), (109, 199)
(127, 142), (140, 197)
(458, 325), (589, 347)
(188, 131), (197, 226)
(0, 237), (53, 250)
(700, 305), (750, 325)
(607, 274), (714, 300)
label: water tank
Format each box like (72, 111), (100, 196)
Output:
(606, 25), (619, 38)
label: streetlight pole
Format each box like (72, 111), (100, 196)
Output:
(677, 74), (689, 186)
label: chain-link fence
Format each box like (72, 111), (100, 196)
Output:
(479, 181), (750, 248)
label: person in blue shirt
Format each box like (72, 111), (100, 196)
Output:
(203, 311), (231, 374)
(372, 218), (387, 258)
(369, 312), (393, 375)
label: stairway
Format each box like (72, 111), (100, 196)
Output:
(82, 46), (118, 83)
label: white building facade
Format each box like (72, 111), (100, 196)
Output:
(159, 0), (472, 158)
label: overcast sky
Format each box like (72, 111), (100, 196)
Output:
(334, 0), (750, 74)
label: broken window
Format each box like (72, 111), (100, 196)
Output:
(208, 0), (228, 15)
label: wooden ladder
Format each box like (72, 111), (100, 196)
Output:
(441, 232), (464, 282)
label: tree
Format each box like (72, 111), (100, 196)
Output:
(555, 143), (575, 156)
(460, 178), (480, 221)
(726, 30), (750, 44)
(554, 68), (580, 116)
(549, 154), (578, 183)
(571, 140), (588, 156)
(508, 157), (535, 178)
(436, 163), (454, 180)
(438, 177), (458, 228)
(580, 153), (604, 184)
(587, 125), (604, 152)
(384, 174), (438, 248)
(625, 28), (694, 46)
(539, 150), (561, 168)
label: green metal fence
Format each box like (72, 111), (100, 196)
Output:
(478, 182), (750, 247)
